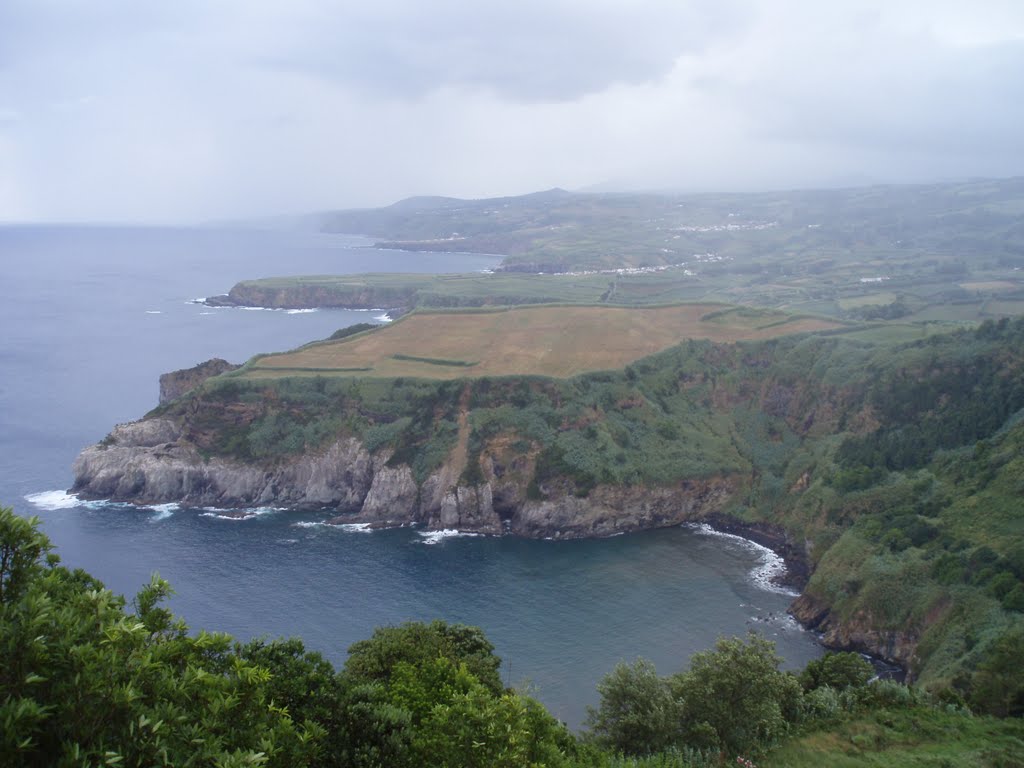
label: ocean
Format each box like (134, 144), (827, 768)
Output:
(2, 223), (821, 728)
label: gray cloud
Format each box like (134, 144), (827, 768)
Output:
(255, 0), (745, 101)
(0, 1), (1022, 222)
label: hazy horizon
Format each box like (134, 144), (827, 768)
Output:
(2, 173), (1022, 229)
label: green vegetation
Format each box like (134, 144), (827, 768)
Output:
(328, 323), (379, 341)
(150, 315), (1024, 698)
(390, 353), (477, 367)
(287, 178), (1024, 325)
(133, 180), (1024, 757)
(5, 508), (1021, 767)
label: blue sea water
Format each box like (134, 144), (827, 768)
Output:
(2, 224), (821, 728)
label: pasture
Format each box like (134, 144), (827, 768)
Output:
(245, 304), (842, 380)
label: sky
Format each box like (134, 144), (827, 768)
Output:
(1, 0), (1023, 223)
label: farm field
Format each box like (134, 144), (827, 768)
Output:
(245, 304), (842, 380)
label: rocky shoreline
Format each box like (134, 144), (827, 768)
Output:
(70, 417), (908, 678)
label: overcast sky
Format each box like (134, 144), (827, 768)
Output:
(1, 0), (1023, 222)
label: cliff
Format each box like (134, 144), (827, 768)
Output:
(159, 359), (240, 405)
(71, 418), (740, 538)
(69, 318), (1024, 694)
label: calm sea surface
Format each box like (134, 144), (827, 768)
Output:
(1, 224), (821, 728)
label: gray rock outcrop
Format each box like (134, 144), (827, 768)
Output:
(71, 419), (738, 540)
(72, 422), (374, 511)
(159, 359), (240, 405)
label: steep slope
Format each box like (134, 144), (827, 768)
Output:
(71, 317), (1024, 701)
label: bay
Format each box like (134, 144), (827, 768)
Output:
(2, 224), (821, 728)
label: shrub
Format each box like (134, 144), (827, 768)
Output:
(585, 658), (681, 756)
(800, 652), (874, 692)
(668, 634), (803, 755)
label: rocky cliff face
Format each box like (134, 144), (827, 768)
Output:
(159, 359), (240, 405)
(72, 420), (374, 510)
(70, 414), (917, 675)
(207, 282), (418, 310)
(72, 418), (739, 539)
(790, 593), (920, 677)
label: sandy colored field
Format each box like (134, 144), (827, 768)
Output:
(247, 305), (841, 380)
(960, 281), (1019, 292)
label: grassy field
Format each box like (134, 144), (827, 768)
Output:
(245, 304), (842, 379)
(763, 705), (1024, 768)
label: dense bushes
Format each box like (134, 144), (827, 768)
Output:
(0, 508), (580, 767)
(583, 637), (924, 761)
(837, 317), (1024, 472)
(2, 508), (1022, 766)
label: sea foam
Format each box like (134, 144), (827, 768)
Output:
(687, 523), (798, 596)
(199, 506), (283, 521)
(145, 502), (179, 521)
(291, 520), (373, 533)
(24, 489), (80, 510)
(416, 529), (481, 545)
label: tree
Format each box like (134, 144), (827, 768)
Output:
(669, 634), (802, 756)
(344, 619), (503, 694)
(971, 628), (1024, 717)
(0, 507), (319, 767)
(585, 658), (681, 756)
(342, 622), (575, 767)
(799, 652), (874, 692)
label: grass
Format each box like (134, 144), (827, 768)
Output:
(390, 353), (477, 367)
(763, 705), (1024, 768)
(838, 292), (899, 310)
(244, 304), (841, 380)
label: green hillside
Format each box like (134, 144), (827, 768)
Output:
(144, 316), (1024, 703)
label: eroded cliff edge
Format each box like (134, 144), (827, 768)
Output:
(72, 417), (740, 539)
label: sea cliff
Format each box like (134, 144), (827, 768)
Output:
(70, 318), (1024, 691)
(72, 417), (740, 539)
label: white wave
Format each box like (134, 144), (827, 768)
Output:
(199, 506), (283, 521)
(291, 520), (373, 532)
(25, 489), (80, 510)
(337, 522), (373, 532)
(278, 538), (300, 545)
(199, 311), (215, 315)
(145, 502), (179, 521)
(145, 310), (162, 314)
(24, 491), (138, 513)
(234, 306), (319, 314)
(416, 528), (481, 545)
(687, 523), (797, 596)
(373, 313), (393, 322)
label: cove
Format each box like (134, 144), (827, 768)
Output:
(3, 224), (820, 729)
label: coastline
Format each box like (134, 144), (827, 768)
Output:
(701, 513), (811, 592)
(695, 514), (906, 679)
(44, 482), (907, 678)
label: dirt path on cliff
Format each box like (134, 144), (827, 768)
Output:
(444, 384), (473, 487)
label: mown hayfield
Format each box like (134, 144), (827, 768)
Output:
(246, 304), (841, 380)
